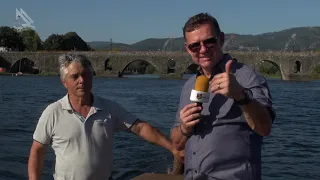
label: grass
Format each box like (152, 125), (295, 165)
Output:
(261, 73), (281, 79)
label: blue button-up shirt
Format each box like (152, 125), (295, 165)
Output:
(172, 53), (275, 180)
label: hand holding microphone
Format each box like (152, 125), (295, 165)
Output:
(190, 75), (210, 106)
(179, 75), (210, 136)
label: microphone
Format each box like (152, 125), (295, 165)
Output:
(190, 75), (210, 107)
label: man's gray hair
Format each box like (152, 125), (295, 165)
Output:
(58, 53), (94, 80)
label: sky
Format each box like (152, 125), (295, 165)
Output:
(0, 0), (319, 44)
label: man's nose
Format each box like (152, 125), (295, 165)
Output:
(199, 43), (207, 54)
(78, 75), (84, 83)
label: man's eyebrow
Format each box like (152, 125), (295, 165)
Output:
(70, 72), (78, 76)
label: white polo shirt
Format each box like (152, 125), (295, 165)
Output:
(33, 94), (138, 180)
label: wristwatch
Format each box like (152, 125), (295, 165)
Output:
(180, 125), (193, 137)
(234, 88), (253, 105)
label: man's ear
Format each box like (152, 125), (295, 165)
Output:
(61, 78), (67, 88)
(184, 42), (192, 55)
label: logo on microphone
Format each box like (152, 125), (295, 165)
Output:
(196, 93), (202, 100)
(190, 89), (209, 103)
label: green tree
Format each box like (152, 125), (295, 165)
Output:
(312, 65), (320, 74)
(63, 32), (92, 51)
(0, 26), (25, 51)
(42, 32), (93, 51)
(42, 34), (65, 50)
(19, 28), (43, 51)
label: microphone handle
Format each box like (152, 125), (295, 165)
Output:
(196, 102), (203, 108)
(194, 102), (203, 116)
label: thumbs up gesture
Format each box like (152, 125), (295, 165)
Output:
(209, 60), (245, 101)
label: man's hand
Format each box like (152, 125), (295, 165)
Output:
(168, 148), (185, 175)
(171, 148), (185, 163)
(179, 103), (202, 135)
(170, 103), (201, 151)
(209, 59), (273, 136)
(209, 60), (244, 101)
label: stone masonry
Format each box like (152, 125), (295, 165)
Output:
(0, 51), (319, 80)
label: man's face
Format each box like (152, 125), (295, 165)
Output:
(184, 23), (224, 71)
(62, 62), (93, 98)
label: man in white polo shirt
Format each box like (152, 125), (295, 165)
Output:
(27, 53), (181, 180)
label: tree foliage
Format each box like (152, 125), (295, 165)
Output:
(20, 28), (43, 51)
(41, 32), (93, 51)
(312, 65), (320, 74)
(42, 34), (65, 50)
(63, 32), (92, 51)
(0, 26), (93, 52)
(259, 63), (280, 75)
(0, 26), (25, 51)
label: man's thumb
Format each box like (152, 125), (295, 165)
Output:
(225, 60), (233, 74)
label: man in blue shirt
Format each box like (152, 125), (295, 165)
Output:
(170, 13), (276, 180)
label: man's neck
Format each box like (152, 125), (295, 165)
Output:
(201, 62), (220, 79)
(68, 93), (92, 109)
(201, 53), (226, 78)
(201, 68), (212, 78)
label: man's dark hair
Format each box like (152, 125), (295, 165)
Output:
(182, 13), (221, 39)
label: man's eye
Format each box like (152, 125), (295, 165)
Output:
(71, 75), (78, 79)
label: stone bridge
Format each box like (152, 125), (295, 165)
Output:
(0, 51), (319, 80)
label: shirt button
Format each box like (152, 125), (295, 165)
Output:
(193, 152), (196, 155)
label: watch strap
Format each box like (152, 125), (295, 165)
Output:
(235, 88), (252, 105)
(180, 125), (193, 137)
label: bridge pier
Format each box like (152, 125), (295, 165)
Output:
(0, 51), (319, 81)
(117, 71), (123, 77)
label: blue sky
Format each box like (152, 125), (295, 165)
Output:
(1, 0), (319, 44)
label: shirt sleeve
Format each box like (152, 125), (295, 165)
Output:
(33, 104), (55, 145)
(112, 101), (138, 131)
(239, 69), (276, 122)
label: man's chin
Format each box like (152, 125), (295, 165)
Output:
(76, 90), (89, 97)
(199, 61), (215, 70)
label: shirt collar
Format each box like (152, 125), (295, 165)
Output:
(61, 93), (103, 111)
(196, 53), (233, 79)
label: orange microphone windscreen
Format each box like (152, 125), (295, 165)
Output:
(194, 75), (209, 92)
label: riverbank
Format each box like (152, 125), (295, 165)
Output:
(260, 73), (281, 79)
(1, 72), (320, 81)
(260, 73), (320, 81)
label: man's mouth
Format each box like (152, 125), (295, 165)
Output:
(199, 57), (211, 60)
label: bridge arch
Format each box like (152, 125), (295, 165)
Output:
(0, 56), (11, 72)
(105, 58), (112, 71)
(183, 63), (199, 75)
(167, 58), (176, 73)
(259, 60), (283, 79)
(10, 58), (40, 74)
(294, 60), (301, 73)
(119, 59), (160, 77)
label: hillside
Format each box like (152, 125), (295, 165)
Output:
(87, 26), (320, 51)
(88, 41), (133, 51)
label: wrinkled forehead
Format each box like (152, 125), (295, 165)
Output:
(185, 23), (217, 43)
(66, 62), (90, 75)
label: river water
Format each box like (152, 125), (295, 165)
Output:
(0, 75), (319, 180)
